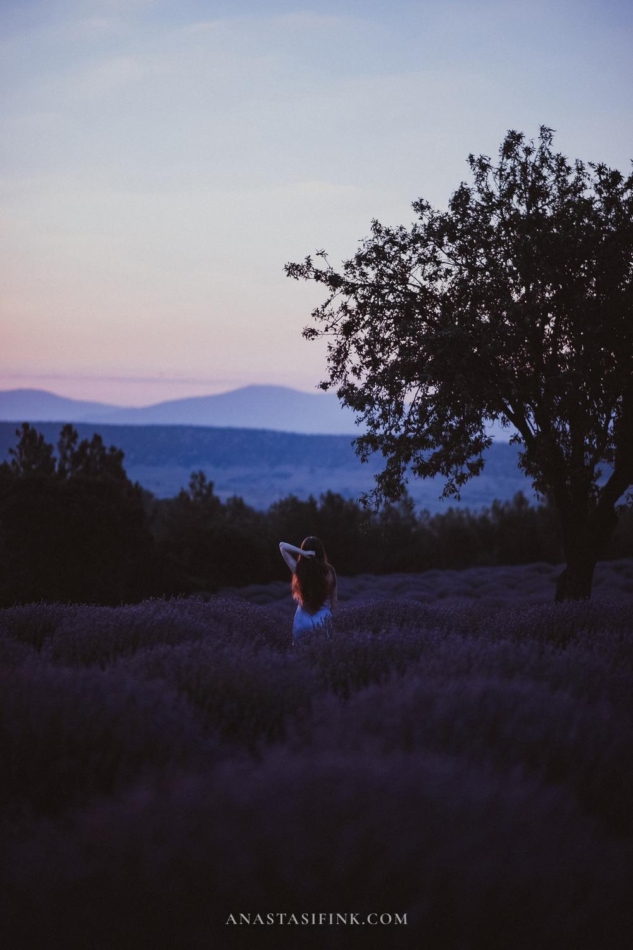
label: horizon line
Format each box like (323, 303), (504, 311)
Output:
(0, 380), (332, 408)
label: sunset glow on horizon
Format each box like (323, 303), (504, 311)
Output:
(2, 0), (632, 406)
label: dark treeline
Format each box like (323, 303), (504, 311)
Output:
(1, 423), (632, 607)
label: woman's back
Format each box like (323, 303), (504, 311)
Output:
(279, 536), (336, 640)
(323, 565), (337, 607)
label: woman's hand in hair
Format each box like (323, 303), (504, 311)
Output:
(301, 550), (316, 558)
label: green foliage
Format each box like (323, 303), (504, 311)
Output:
(286, 127), (633, 599)
(0, 424), (159, 606)
(150, 470), (273, 591)
(147, 485), (572, 593)
(2, 424), (632, 606)
(57, 422), (127, 480)
(5, 422), (56, 476)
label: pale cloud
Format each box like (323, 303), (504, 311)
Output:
(64, 55), (145, 102)
(70, 0), (159, 13)
(51, 15), (131, 42)
(273, 12), (355, 30)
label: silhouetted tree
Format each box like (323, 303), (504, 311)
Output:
(4, 422), (57, 477)
(151, 472), (273, 591)
(267, 494), (320, 577)
(286, 127), (633, 600)
(0, 424), (158, 606)
(57, 423), (127, 480)
(313, 490), (369, 574)
(185, 469), (221, 507)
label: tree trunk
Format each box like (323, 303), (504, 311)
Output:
(554, 505), (619, 602)
(554, 546), (597, 601)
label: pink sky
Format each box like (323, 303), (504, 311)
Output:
(2, 0), (632, 405)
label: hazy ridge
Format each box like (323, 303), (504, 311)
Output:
(0, 420), (534, 511)
(0, 385), (361, 434)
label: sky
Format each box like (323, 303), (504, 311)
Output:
(1, 0), (632, 406)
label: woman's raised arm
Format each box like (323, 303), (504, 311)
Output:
(279, 541), (314, 573)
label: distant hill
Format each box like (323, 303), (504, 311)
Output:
(0, 421), (535, 512)
(0, 386), (514, 440)
(0, 389), (114, 422)
(0, 386), (361, 435)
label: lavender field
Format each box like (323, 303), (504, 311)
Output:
(2, 560), (633, 949)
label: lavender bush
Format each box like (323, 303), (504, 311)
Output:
(1, 560), (632, 949)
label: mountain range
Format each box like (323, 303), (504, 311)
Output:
(0, 386), (361, 435)
(0, 385), (527, 510)
(0, 386), (513, 440)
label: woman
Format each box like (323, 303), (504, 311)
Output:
(279, 536), (337, 641)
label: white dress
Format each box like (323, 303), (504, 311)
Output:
(292, 600), (333, 640)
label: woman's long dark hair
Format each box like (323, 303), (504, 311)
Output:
(291, 536), (335, 613)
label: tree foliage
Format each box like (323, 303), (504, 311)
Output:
(56, 423), (127, 480)
(6, 422), (57, 477)
(2, 423), (633, 606)
(0, 424), (157, 606)
(286, 128), (633, 599)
